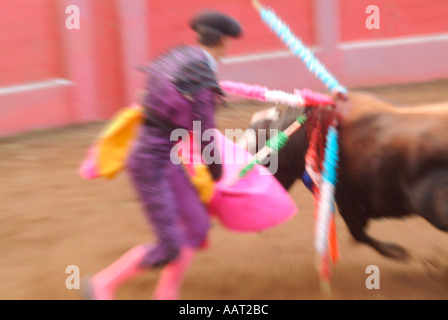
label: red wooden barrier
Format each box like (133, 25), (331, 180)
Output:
(340, 0), (448, 42)
(148, 0), (314, 57)
(0, 0), (447, 136)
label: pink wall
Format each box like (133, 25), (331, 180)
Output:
(148, 0), (314, 57)
(340, 0), (448, 41)
(0, 0), (62, 86)
(0, 0), (447, 137)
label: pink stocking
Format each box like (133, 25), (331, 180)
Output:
(88, 245), (148, 300)
(152, 246), (196, 300)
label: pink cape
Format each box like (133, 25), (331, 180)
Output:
(79, 125), (298, 232)
(183, 130), (298, 232)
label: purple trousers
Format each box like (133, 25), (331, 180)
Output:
(126, 125), (210, 268)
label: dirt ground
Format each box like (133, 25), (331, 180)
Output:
(1, 80), (447, 300)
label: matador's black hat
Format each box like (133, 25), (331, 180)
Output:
(190, 10), (242, 43)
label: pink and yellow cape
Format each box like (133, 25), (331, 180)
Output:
(79, 105), (298, 232)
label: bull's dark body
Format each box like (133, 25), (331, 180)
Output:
(250, 92), (448, 259)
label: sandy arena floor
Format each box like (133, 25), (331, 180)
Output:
(0, 80), (447, 300)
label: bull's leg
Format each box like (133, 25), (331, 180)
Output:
(408, 169), (448, 232)
(336, 183), (409, 260)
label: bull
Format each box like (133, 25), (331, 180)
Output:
(247, 92), (448, 259)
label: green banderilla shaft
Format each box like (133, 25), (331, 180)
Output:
(239, 114), (307, 178)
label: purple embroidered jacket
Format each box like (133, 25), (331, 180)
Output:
(141, 44), (223, 179)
